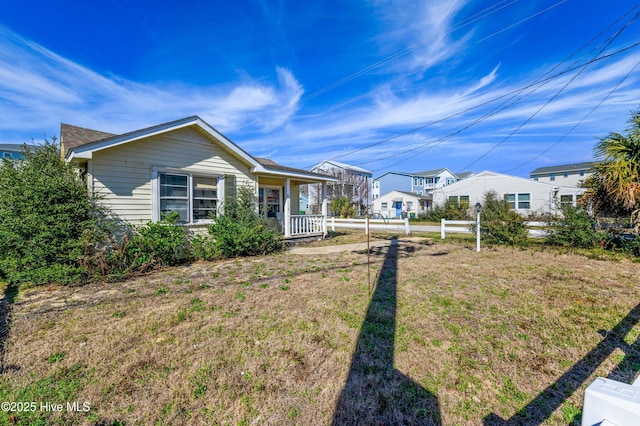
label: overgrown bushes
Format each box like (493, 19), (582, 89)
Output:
(0, 143), (94, 285)
(192, 185), (283, 259)
(474, 190), (528, 246)
(545, 205), (603, 248)
(420, 199), (471, 222)
(0, 144), (281, 287)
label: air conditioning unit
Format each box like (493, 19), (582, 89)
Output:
(581, 376), (640, 426)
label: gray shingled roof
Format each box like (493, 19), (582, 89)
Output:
(529, 162), (596, 175)
(0, 144), (26, 152)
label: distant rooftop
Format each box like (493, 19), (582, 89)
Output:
(529, 162), (596, 175)
(0, 144), (27, 152)
(311, 160), (372, 176)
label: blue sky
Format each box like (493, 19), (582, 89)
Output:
(1, 0), (640, 177)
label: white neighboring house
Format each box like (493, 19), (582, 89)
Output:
(530, 162), (595, 187)
(309, 160), (373, 214)
(432, 171), (585, 215)
(372, 190), (430, 219)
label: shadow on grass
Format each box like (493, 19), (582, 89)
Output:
(0, 282), (20, 373)
(332, 237), (442, 425)
(483, 303), (640, 426)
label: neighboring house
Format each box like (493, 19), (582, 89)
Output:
(0, 144), (26, 160)
(529, 162), (595, 187)
(61, 116), (337, 238)
(455, 171), (475, 180)
(309, 160), (373, 214)
(432, 171), (585, 215)
(372, 190), (430, 218)
(373, 168), (458, 199)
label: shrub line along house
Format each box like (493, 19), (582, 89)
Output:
(61, 116), (338, 239)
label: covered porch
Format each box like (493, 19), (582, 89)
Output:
(253, 159), (338, 239)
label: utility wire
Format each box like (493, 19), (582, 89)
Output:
(308, 0), (574, 166)
(326, 41), (640, 169)
(336, 4), (640, 172)
(505, 58), (640, 173)
(302, 0), (568, 102)
(458, 8), (640, 172)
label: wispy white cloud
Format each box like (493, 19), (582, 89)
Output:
(0, 26), (302, 140)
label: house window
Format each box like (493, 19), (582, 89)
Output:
(579, 170), (585, 176)
(459, 195), (470, 203)
(160, 173), (189, 222)
(518, 193), (530, 209)
(563, 172), (568, 178)
(259, 187), (281, 218)
(2, 152), (10, 158)
(560, 194), (574, 207)
(533, 175), (538, 181)
(157, 172), (218, 223)
(550, 173), (556, 181)
(505, 193), (516, 209)
(192, 177), (218, 221)
(406, 201), (413, 210)
(446, 178), (456, 185)
(381, 202), (388, 209)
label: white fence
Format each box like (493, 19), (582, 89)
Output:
(440, 219), (549, 239)
(290, 214), (325, 237)
(330, 217), (411, 235)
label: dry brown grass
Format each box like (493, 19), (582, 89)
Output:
(1, 233), (639, 425)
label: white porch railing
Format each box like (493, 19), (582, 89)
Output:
(290, 214), (325, 237)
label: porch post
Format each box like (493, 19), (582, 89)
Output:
(284, 178), (291, 237)
(322, 182), (328, 236)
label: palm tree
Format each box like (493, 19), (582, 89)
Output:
(583, 108), (640, 233)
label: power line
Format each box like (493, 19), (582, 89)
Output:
(330, 41), (640, 171)
(325, 4), (640, 173)
(302, 0), (570, 102)
(458, 8), (640, 172)
(305, 0), (571, 166)
(505, 59), (640, 173)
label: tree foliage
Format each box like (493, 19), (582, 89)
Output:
(330, 196), (356, 218)
(0, 143), (94, 285)
(474, 190), (528, 246)
(545, 205), (602, 248)
(582, 108), (640, 233)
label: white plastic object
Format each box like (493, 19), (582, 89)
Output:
(581, 377), (640, 426)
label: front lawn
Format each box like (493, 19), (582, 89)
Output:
(1, 237), (638, 425)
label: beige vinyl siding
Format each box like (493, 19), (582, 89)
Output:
(90, 128), (254, 224)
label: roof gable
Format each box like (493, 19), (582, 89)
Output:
(63, 116), (337, 183)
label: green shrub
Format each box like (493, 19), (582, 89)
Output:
(81, 212), (190, 278)
(330, 196), (356, 218)
(0, 143), (95, 285)
(546, 205), (602, 248)
(197, 185), (283, 259)
(126, 212), (190, 267)
(422, 199), (471, 222)
(474, 190), (528, 246)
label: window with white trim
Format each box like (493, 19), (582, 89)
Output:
(156, 172), (218, 223)
(505, 193), (530, 210)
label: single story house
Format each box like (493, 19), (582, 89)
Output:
(372, 190), (430, 218)
(61, 116), (337, 238)
(431, 171), (585, 216)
